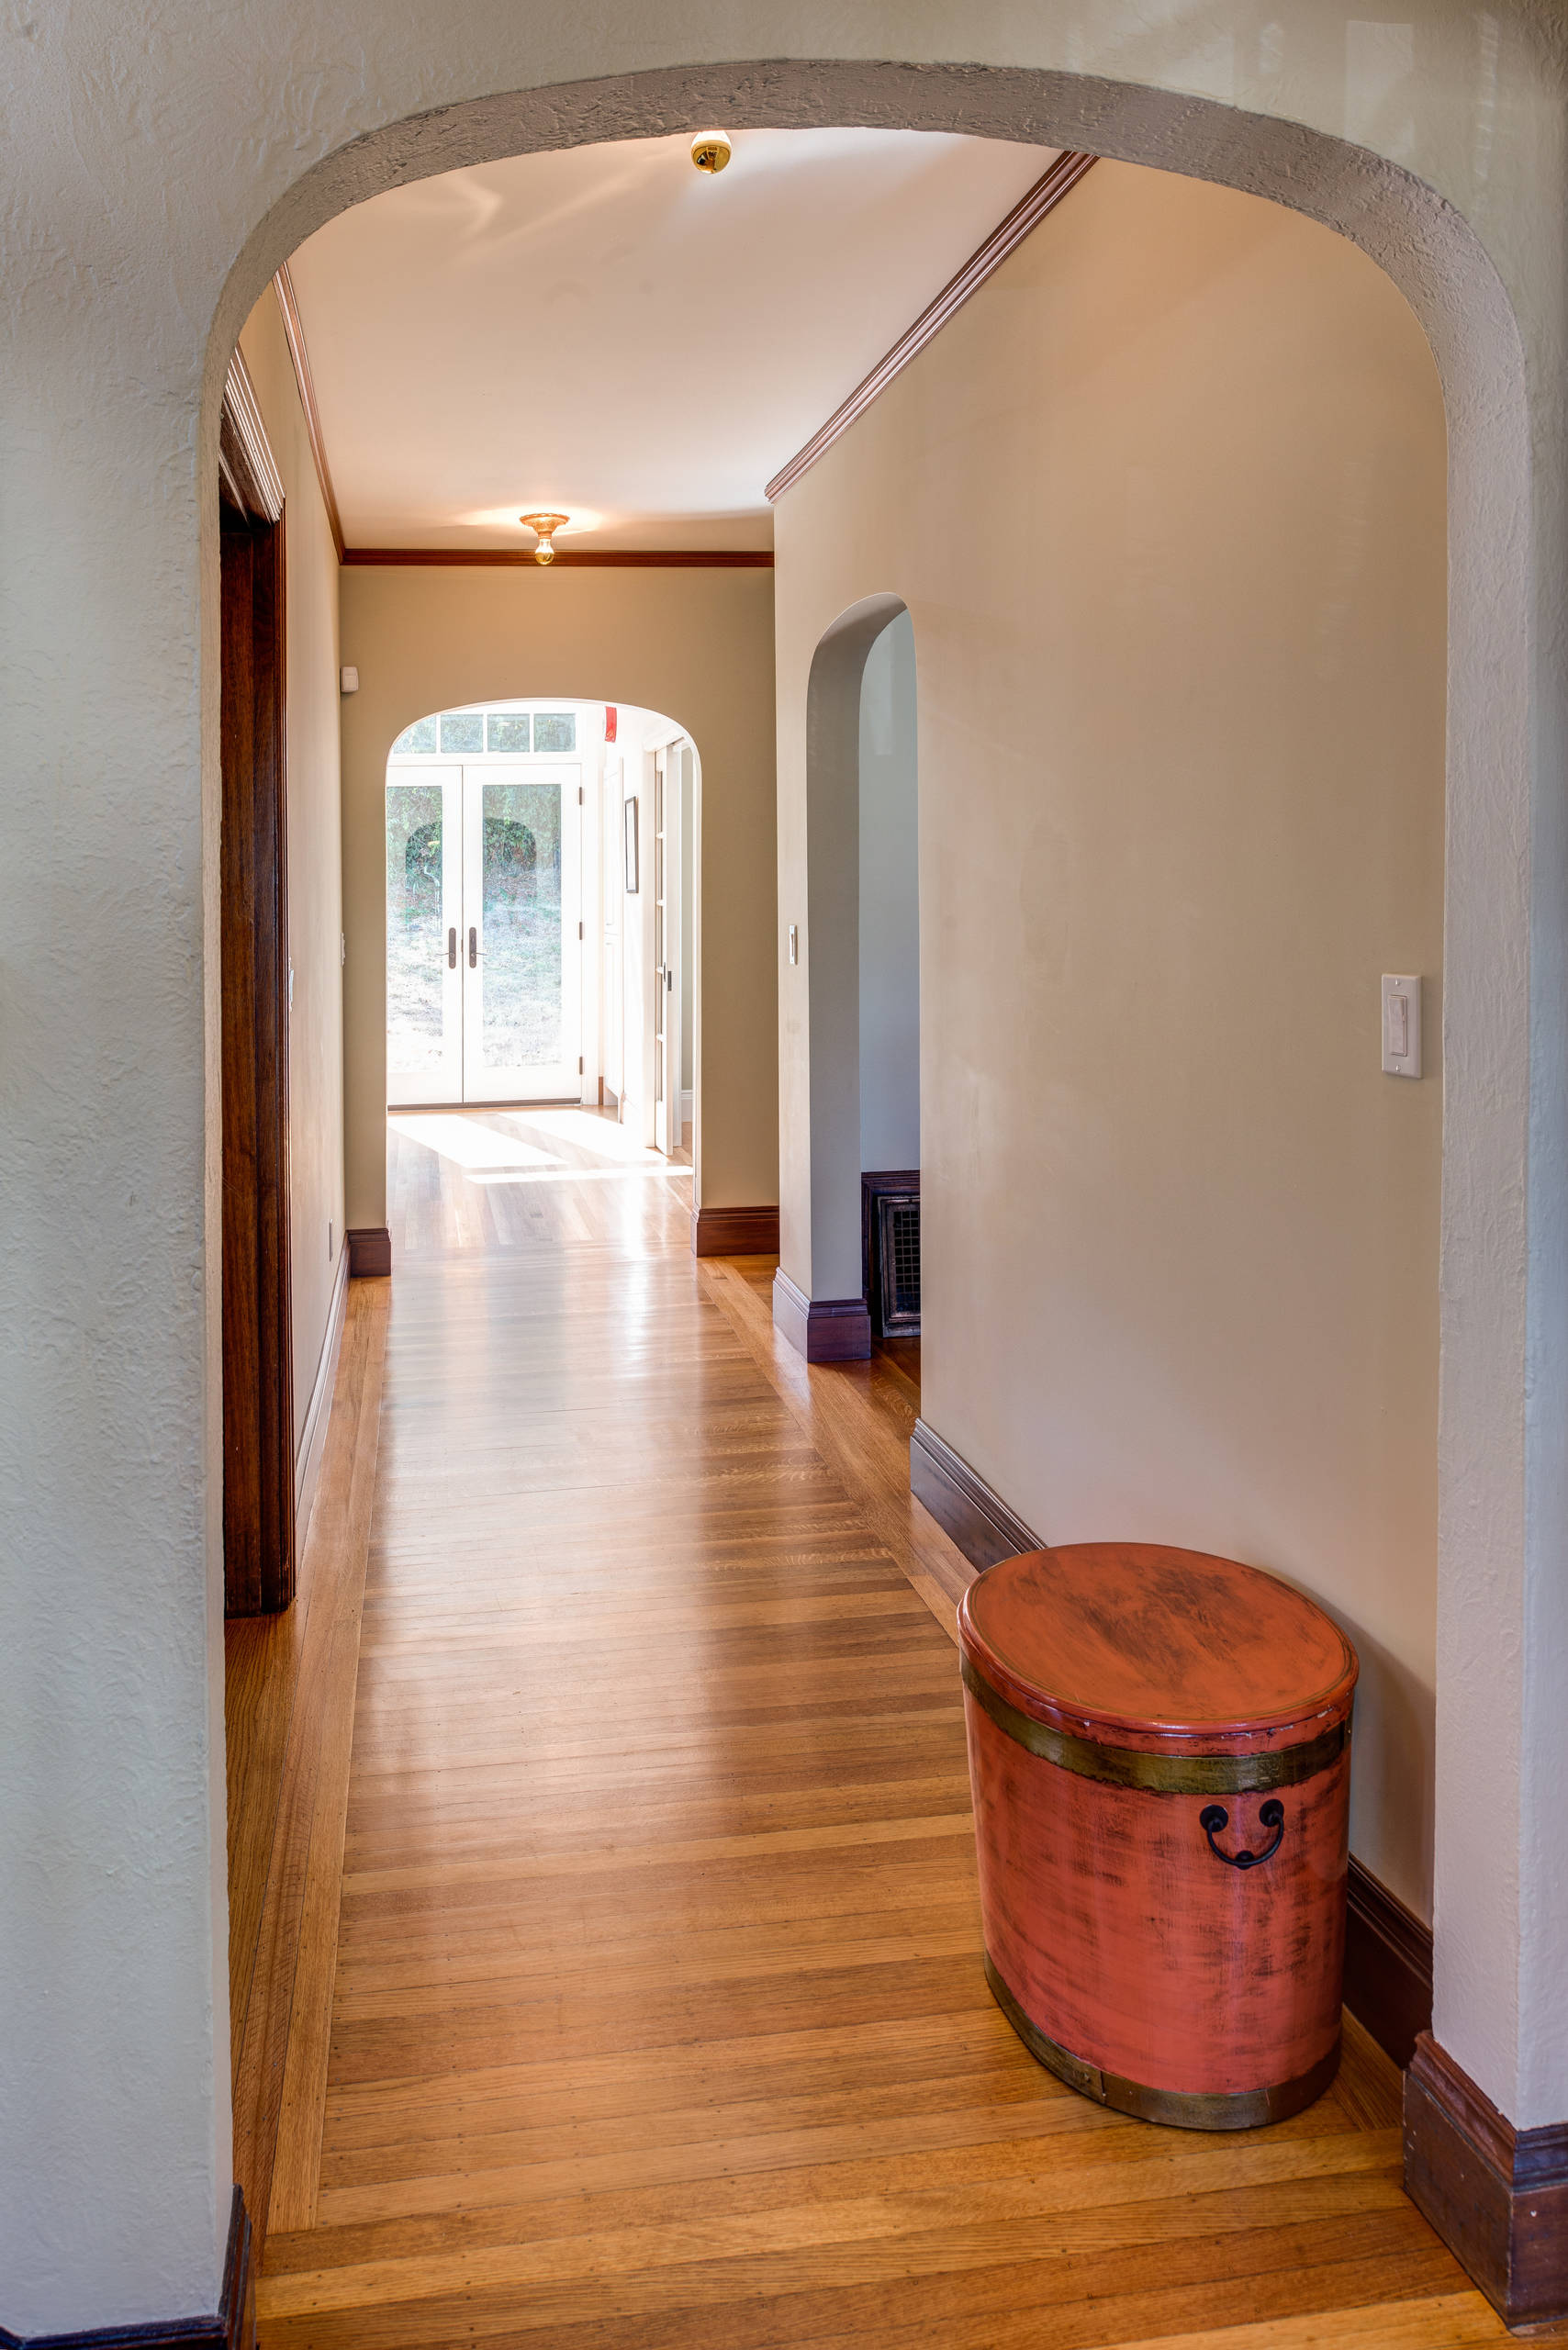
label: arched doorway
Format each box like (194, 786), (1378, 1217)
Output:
(201, 70), (1538, 2323)
(8, 44), (1540, 2345)
(777, 594), (916, 1360)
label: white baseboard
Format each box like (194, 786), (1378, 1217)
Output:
(294, 1241), (349, 1549)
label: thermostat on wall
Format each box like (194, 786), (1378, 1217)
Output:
(340, 665), (359, 695)
(1382, 973), (1422, 1078)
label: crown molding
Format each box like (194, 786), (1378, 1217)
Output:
(219, 347), (284, 525)
(340, 548), (773, 568)
(272, 262), (346, 563)
(766, 148), (1098, 504)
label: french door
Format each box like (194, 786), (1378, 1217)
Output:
(386, 761), (581, 1104)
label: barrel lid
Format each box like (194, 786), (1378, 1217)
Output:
(958, 1543), (1357, 1755)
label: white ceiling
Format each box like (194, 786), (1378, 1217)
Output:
(286, 128), (1058, 553)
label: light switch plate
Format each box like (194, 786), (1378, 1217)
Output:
(1382, 973), (1421, 1078)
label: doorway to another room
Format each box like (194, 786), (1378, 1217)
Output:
(386, 696), (696, 1155)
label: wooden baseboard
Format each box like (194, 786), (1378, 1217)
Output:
(1344, 1857), (1433, 2069)
(1405, 2032), (1568, 2326)
(909, 1417), (1040, 1571)
(293, 1245), (348, 1545)
(0, 2187), (253, 2349)
(771, 1269), (871, 1361)
(690, 1204), (779, 1258)
(345, 1225), (391, 1280)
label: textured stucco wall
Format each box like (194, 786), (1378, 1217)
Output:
(776, 155), (1446, 1918)
(339, 565), (777, 1225)
(237, 292), (347, 1453)
(1, 4), (1564, 2329)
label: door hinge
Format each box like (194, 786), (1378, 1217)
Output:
(578, 921), (584, 940)
(577, 786), (583, 803)
(578, 1056), (584, 1075)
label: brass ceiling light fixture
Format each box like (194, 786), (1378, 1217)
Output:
(690, 129), (732, 175)
(520, 511), (569, 565)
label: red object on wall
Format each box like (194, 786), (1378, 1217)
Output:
(603, 703), (618, 743)
(958, 1543), (1358, 2129)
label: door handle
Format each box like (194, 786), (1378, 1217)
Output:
(468, 926), (477, 968)
(448, 926), (457, 969)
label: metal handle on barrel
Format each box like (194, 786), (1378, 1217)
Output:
(1199, 1798), (1285, 1869)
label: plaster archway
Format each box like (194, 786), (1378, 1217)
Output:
(4, 50), (1512, 2339)
(776, 593), (911, 1354)
(208, 43), (1538, 2127)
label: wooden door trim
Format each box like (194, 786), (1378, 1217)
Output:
(221, 360), (295, 1617)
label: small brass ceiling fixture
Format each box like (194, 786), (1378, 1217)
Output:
(520, 511), (570, 565)
(690, 129), (732, 174)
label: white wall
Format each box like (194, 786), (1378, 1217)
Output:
(858, 610), (919, 1172)
(778, 162), (1447, 1917)
(2, 12), (1565, 2330)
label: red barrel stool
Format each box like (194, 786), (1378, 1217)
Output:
(958, 1542), (1358, 2129)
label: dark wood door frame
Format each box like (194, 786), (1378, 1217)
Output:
(220, 352), (295, 1617)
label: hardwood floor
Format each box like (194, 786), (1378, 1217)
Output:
(245, 1108), (1512, 2347)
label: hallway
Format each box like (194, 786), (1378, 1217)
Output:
(251, 1113), (1496, 2347)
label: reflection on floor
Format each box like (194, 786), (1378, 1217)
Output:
(251, 1111), (1502, 2347)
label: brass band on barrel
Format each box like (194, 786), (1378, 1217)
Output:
(960, 1652), (1347, 1796)
(984, 1956), (1340, 2132)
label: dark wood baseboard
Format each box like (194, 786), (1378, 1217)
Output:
(690, 1204), (780, 1258)
(0, 2188), (253, 2349)
(1345, 1857), (1433, 2069)
(346, 1225), (392, 1280)
(908, 1414), (1437, 2078)
(1405, 2033), (1568, 2327)
(909, 1417), (1040, 1572)
(772, 1269), (871, 1362)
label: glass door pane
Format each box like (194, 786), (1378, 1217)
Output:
(462, 766), (580, 1102)
(386, 768), (462, 1104)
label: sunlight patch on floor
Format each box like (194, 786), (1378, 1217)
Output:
(388, 1105), (682, 1183)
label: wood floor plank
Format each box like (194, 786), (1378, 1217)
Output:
(245, 1110), (1496, 2346)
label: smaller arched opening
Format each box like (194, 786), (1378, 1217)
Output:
(776, 596), (918, 1361)
(382, 691), (698, 1158)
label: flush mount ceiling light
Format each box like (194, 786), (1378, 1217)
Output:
(520, 511), (570, 565)
(690, 129), (732, 174)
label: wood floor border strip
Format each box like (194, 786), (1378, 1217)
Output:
(695, 1258), (976, 1639)
(230, 1282), (388, 2266)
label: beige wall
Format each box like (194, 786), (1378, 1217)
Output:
(338, 565), (777, 1229)
(237, 292), (346, 1453)
(775, 160), (1446, 1917)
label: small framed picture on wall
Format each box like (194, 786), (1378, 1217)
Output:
(623, 795), (640, 893)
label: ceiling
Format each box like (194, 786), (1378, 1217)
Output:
(286, 128), (1058, 553)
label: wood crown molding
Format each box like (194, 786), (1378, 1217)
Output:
(1405, 2032), (1568, 2326)
(691, 1204), (780, 1257)
(219, 348), (284, 525)
(341, 547), (773, 568)
(0, 2187), (253, 2349)
(272, 262), (346, 563)
(766, 148), (1098, 503)
(771, 1269), (871, 1362)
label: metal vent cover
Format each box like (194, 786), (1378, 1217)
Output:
(875, 1192), (921, 1332)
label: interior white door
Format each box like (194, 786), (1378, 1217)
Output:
(601, 756), (622, 1112)
(386, 764), (463, 1106)
(461, 762), (581, 1102)
(654, 747), (681, 1157)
